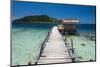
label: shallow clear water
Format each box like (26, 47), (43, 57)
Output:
(12, 23), (96, 65)
(66, 32), (95, 62)
(12, 23), (54, 65)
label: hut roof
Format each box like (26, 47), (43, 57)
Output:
(63, 19), (79, 24)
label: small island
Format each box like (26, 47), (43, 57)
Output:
(13, 15), (57, 23)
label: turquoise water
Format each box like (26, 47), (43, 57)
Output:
(12, 23), (54, 65)
(66, 32), (95, 62)
(12, 23), (96, 65)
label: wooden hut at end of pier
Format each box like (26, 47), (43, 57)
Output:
(58, 19), (79, 35)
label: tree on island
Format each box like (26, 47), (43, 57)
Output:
(13, 15), (57, 23)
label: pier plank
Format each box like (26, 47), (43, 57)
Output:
(37, 26), (72, 64)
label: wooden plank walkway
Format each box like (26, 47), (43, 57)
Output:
(37, 26), (72, 64)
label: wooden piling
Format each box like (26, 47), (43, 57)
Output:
(37, 26), (72, 64)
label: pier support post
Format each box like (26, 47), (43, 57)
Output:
(71, 39), (76, 62)
(71, 39), (74, 54)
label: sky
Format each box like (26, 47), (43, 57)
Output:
(12, 1), (96, 24)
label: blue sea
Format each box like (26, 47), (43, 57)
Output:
(12, 23), (96, 65)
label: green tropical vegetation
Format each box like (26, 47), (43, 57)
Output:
(13, 15), (57, 23)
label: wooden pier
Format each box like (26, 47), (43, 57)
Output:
(37, 26), (72, 64)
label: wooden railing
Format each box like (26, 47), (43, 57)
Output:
(35, 30), (51, 64)
(64, 32), (78, 63)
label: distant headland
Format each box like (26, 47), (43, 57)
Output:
(13, 15), (57, 23)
